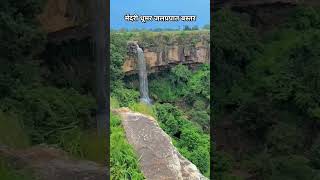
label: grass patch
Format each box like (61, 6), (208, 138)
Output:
(78, 131), (107, 164)
(110, 112), (144, 179)
(58, 128), (107, 164)
(129, 102), (155, 117)
(110, 97), (120, 109)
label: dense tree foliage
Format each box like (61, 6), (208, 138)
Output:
(0, 0), (105, 169)
(214, 7), (320, 179)
(153, 103), (210, 175)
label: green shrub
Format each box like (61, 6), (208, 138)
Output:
(154, 103), (210, 176)
(110, 96), (120, 109)
(243, 153), (317, 180)
(266, 122), (303, 155)
(269, 155), (316, 180)
(241, 152), (274, 178)
(154, 103), (184, 136)
(179, 126), (203, 151)
(58, 128), (107, 164)
(213, 152), (236, 180)
(170, 64), (191, 85)
(149, 65), (210, 132)
(288, 6), (320, 30)
(149, 78), (180, 102)
(188, 146), (210, 176)
(154, 103), (182, 120)
(187, 64), (210, 101)
(112, 87), (139, 107)
(110, 33), (130, 89)
(164, 114), (183, 136)
(188, 110), (210, 132)
(1, 86), (96, 144)
(77, 132), (107, 164)
(178, 123), (210, 174)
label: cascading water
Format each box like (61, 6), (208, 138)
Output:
(136, 44), (151, 104)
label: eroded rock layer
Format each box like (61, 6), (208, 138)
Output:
(123, 32), (210, 74)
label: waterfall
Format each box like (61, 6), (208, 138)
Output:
(136, 44), (151, 104)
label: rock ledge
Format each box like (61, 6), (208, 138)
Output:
(114, 108), (208, 180)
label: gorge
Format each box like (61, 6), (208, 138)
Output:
(111, 30), (211, 178)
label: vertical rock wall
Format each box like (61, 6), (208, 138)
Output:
(123, 32), (210, 74)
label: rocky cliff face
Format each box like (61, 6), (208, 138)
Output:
(38, 0), (91, 42)
(38, 0), (89, 33)
(123, 32), (210, 74)
(113, 108), (208, 180)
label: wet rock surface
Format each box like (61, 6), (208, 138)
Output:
(114, 108), (208, 180)
(0, 145), (107, 180)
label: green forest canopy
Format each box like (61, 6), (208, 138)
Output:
(213, 6), (320, 180)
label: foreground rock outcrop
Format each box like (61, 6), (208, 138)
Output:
(0, 145), (107, 180)
(114, 108), (208, 180)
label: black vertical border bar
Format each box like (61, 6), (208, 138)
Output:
(90, 0), (111, 178)
(210, 0), (214, 179)
(106, 0), (110, 179)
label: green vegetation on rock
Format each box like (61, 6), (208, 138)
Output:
(110, 112), (145, 180)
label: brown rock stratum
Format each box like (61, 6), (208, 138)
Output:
(123, 39), (210, 75)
